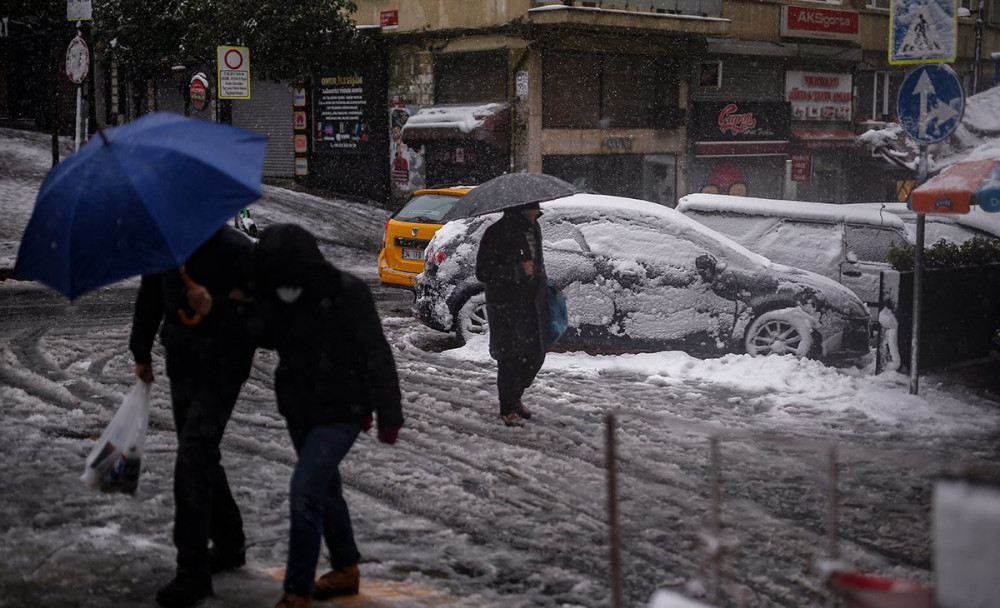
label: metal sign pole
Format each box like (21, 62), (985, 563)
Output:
(74, 24), (82, 151)
(910, 145), (927, 395)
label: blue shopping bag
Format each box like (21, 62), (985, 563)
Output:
(546, 282), (568, 348)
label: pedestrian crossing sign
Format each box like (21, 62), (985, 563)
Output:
(889, 0), (956, 64)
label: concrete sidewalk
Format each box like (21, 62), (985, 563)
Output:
(208, 568), (479, 608)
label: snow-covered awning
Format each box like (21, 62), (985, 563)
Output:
(792, 129), (859, 150)
(401, 103), (510, 151)
(858, 86), (1000, 174)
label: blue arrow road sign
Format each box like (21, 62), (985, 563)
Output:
(896, 64), (964, 144)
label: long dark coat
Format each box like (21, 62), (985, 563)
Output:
(129, 226), (256, 381)
(475, 210), (548, 361)
(253, 224), (404, 431)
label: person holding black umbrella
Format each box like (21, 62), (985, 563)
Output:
(129, 226), (258, 607)
(475, 201), (549, 426)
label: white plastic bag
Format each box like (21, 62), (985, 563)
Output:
(82, 381), (151, 494)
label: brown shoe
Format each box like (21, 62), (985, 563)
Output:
(313, 563), (360, 599)
(274, 593), (312, 608)
(500, 412), (524, 427)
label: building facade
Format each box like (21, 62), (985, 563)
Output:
(316, 0), (1000, 206)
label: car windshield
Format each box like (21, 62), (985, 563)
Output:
(395, 194), (460, 223)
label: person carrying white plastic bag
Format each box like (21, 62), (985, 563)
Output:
(81, 380), (151, 494)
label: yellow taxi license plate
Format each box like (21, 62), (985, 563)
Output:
(401, 248), (424, 260)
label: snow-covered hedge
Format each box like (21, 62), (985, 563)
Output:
(887, 235), (1000, 271)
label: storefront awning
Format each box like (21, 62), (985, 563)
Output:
(694, 141), (788, 157)
(792, 130), (859, 150)
(401, 103), (510, 151)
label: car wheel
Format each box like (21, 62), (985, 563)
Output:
(744, 310), (814, 358)
(456, 292), (488, 344)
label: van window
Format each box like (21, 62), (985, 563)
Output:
(751, 220), (842, 280)
(844, 225), (904, 263)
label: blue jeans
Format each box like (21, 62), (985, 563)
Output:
(283, 423), (361, 596)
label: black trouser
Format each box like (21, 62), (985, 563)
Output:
(168, 366), (249, 578)
(497, 350), (545, 415)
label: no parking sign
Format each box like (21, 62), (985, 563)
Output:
(217, 46), (250, 100)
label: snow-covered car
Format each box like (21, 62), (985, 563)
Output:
(414, 193), (871, 362)
(675, 193), (910, 313)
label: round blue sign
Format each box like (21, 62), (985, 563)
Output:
(896, 64), (965, 144)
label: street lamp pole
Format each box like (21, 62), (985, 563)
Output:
(974, 0), (985, 94)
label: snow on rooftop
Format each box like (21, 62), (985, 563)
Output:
(675, 193), (906, 229)
(402, 103), (507, 134)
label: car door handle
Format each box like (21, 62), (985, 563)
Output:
(843, 269), (862, 277)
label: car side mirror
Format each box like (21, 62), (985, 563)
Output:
(845, 251), (859, 264)
(695, 254), (718, 282)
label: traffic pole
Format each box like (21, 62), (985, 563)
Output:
(909, 145), (927, 395)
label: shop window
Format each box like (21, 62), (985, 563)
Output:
(542, 154), (643, 199)
(956, 0), (979, 16)
(895, 179), (916, 202)
(542, 54), (600, 128)
(435, 51), (508, 104)
(543, 52), (681, 129)
(854, 71), (905, 123)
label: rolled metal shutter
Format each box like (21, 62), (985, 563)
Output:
(232, 78), (294, 178)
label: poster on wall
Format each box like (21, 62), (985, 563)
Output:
(785, 71), (852, 121)
(389, 104), (425, 192)
(313, 75), (370, 153)
(791, 154), (811, 182)
(700, 161), (748, 196)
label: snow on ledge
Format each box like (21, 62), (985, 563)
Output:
(403, 103), (508, 134)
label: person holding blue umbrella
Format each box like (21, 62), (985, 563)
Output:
(14, 112), (269, 607)
(130, 225), (259, 607)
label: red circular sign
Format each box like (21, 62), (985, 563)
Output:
(224, 49), (244, 70)
(189, 79), (208, 111)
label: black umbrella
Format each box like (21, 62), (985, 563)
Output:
(445, 173), (579, 219)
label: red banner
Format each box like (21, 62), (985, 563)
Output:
(781, 6), (859, 42)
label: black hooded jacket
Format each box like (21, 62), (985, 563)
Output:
(253, 224), (403, 430)
(129, 226), (256, 380)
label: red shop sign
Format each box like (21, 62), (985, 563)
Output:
(781, 6), (859, 42)
(380, 10), (399, 29)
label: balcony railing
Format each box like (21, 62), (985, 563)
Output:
(535, 0), (723, 17)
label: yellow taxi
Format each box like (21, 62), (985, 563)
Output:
(377, 186), (473, 289)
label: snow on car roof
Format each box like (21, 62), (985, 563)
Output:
(543, 192), (775, 267)
(676, 193), (907, 229)
(851, 201), (1000, 237)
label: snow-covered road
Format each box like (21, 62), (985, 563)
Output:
(2, 126), (999, 608)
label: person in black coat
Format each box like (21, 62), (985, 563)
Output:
(475, 202), (549, 426)
(129, 226), (257, 608)
(252, 224), (404, 608)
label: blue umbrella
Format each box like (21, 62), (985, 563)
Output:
(14, 112), (267, 299)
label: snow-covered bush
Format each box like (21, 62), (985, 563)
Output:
(887, 235), (1000, 271)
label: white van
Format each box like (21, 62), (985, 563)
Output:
(849, 202), (1000, 245)
(675, 194), (909, 311)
